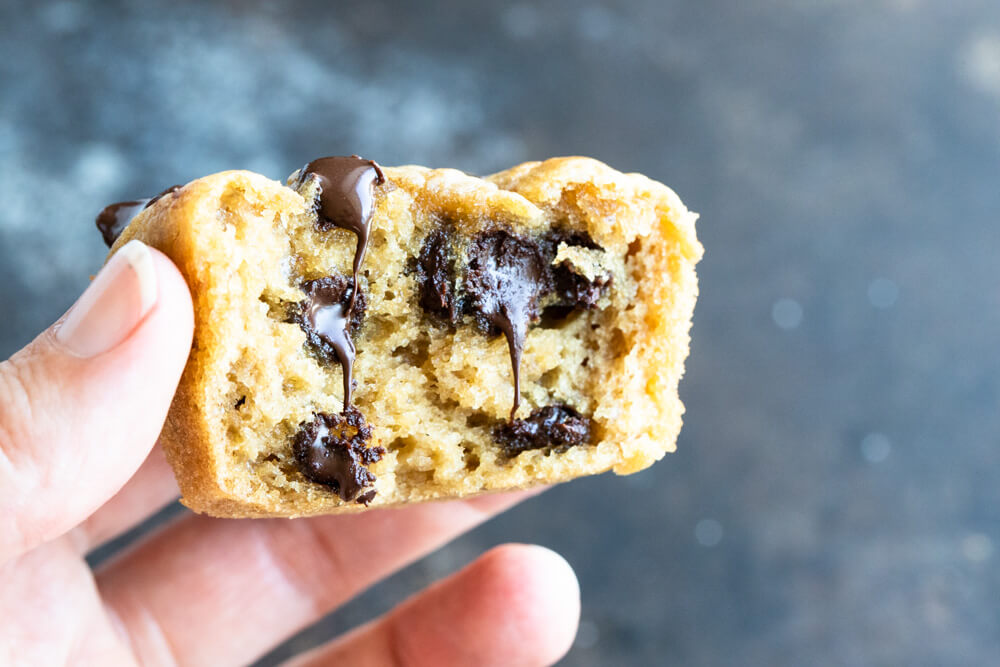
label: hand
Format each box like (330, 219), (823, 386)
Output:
(0, 240), (579, 666)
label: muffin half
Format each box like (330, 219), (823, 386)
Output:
(106, 156), (702, 518)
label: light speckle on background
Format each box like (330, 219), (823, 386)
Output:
(961, 533), (994, 562)
(695, 519), (724, 547)
(959, 32), (1000, 99)
(73, 144), (128, 195)
(502, 4), (540, 40)
(577, 6), (615, 43)
(868, 277), (899, 309)
(860, 432), (892, 463)
(772, 298), (803, 329)
(40, 1), (83, 33)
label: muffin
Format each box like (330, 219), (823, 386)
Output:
(103, 156), (702, 518)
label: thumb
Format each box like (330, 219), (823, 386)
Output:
(0, 240), (193, 563)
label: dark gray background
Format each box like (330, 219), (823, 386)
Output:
(2, 1), (998, 665)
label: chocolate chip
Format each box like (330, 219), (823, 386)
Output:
(553, 267), (611, 310)
(297, 156), (385, 240)
(355, 489), (377, 505)
(96, 200), (146, 247)
(413, 226), (612, 419)
(95, 185), (181, 247)
(543, 230), (611, 310)
(539, 304), (578, 325)
(292, 275), (368, 410)
(464, 231), (553, 334)
(464, 231), (554, 419)
(542, 229), (602, 252)
(493, 404), (593, 457)
(292, 408), (385, 503)
(416, 228), (460, 324)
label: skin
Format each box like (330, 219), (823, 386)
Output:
(0, 247), (579, 666)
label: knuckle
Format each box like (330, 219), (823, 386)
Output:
(264, 519), (355, 615)
(0, 357), (41, 473)
(0, 356), (52, 561)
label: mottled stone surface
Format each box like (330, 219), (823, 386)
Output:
(3, 1), (1000, 665)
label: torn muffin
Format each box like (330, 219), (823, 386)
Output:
(103, 156), (702, 518)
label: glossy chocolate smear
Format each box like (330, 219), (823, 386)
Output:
(296, 155), (385, 315)
(292, 409), (385, 504)
(95, 185), (181, 247)
(493, 404), (592, 457)
(464, 231), (554, 420)
(96, 200), (146, 247)
(293, 276), (368, 411)
(146, 184), (182, 208)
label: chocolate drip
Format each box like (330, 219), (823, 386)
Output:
(292, 277), (379, 502)
(296, 156), (385, 316)
(311, 299), (355, 410)
(95, 185), (181, 247)
(295, 276), (367, 411)
(295, 156), (385, 412)
(464, 231), (553, 420)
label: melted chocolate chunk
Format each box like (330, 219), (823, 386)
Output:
(553, 267), (611, 310)
(296, 155), (385, 315)
(543, 230), (611, 310)
(293, 409), (385, 504)
(542, 229), (602, 252)
(293, 276), (368, 410)
(493, 405), (593, 457)
(413, 226), (613, 418)
(95, 185), (181, 247)
(464, 231), (554, 419)
(416, 228), (460, 324)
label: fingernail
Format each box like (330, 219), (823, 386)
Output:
(56, 240), (158, 357)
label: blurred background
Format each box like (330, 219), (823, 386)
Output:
(2, 1), (998, 664)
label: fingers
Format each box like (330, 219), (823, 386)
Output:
(97, 491), (541, 667)
(70, 445), (179, 554)
(287, 544), (580, 667)
(0, 241), (194, 564)
(0, 536), (137, 666)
